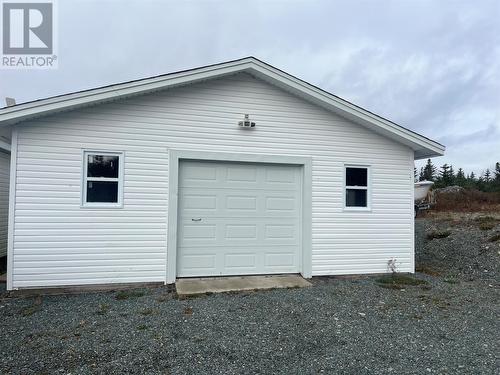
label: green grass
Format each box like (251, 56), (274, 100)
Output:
(426, 230), (452, 240)
(115, 289), (145, 300)
(376, 274), (428, 289)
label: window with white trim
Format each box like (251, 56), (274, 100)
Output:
(345, 166), (369, 208)
(82, 151), (123, 207)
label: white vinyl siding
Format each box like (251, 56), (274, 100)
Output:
(11, 72), (413, 288)
(0, 151), (9, 257)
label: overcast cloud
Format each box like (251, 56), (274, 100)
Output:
(1, 0), (499, 175)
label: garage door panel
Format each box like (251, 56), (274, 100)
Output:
(179, 220), (299, 247)
(226, 195), (257, 211)
(177, 160), (301, 277)
(225, 224), (258, 239)
(182, 194), (217, 210)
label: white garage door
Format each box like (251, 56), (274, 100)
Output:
(177, 160), (302, 277)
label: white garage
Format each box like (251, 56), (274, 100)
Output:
(0, 57), (445, 290)
(177, 160), (302, 277)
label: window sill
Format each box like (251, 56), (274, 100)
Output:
(343, 207), (371, 212)
(80, 203), (123, 209)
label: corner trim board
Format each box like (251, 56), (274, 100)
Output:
(6, 127), (18, 290)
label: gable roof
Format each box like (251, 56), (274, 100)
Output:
(0, 57), (444, 159)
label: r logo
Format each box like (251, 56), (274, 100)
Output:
(2, 2), (53, 54)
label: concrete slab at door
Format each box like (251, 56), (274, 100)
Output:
(176, 275), (312, 296)
(177, 160), (302, 277)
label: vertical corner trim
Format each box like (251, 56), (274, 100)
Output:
(6, 128), (18, 291)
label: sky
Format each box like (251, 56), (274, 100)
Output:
(1, 0), (499, 175)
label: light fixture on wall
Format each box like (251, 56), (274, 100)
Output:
(238, 114), (255, 128)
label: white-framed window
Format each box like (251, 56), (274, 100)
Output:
(344, 165), (370, 210)
(82, 151), (124, 208)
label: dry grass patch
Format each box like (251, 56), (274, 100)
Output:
(416, 266), (441, 276)
(20, 296), (43, 317)
(488, 232), (500, 242)
(426, 230), (452, 240)
(115, 289), (145, 300)
(474, 216), (499, 231)
(434, 189), (500, 212)
(139, 308), (158, 316)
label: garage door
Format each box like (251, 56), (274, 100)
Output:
(177, 160), (302, 277)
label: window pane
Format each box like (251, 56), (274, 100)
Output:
(87, 181), (118, 203)
(346, 167), (367, 187)
(87, 155), (119, 178)
(346, 189), (367, 207)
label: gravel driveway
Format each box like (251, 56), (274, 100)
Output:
(0, 217), (499, 374)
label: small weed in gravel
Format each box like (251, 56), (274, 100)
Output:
(427, 230), (452, 240)
(376, 274), (428, 290)
(479, 222), (496, 230)
(139, 308), (157, 316)
(115, 289), (145, 300)
(20, 296), (42, 317)
(443, 277), (459, 284)
(156, 294), (170, 303)
(96, 304), (110, 315)
(474, 216), (499, 231)
(137, 324), (148, 331)
(487, 232), (500, 242)
(183, 306), (193, 315)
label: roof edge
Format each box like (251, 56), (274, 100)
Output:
(0, 56), (444, 157)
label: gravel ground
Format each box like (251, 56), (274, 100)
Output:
(0, 217), (499, 374)
(416, 213), (500, 282)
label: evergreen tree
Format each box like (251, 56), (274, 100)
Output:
(419, 167), (425, 182)
(438, 164), (454, 186)
(455, 168), (466, 186)
(484, 169), (491, 182)
(422, 159), (436, 181)
(495, 162), (500, 182)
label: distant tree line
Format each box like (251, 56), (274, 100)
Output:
(415, 160), (500, 192)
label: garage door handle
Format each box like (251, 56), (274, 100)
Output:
(191, 218), (202, 222)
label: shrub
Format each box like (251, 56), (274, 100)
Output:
(433, 189), (500, 212)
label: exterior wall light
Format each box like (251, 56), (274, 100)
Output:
(238, 114), (255, 128)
